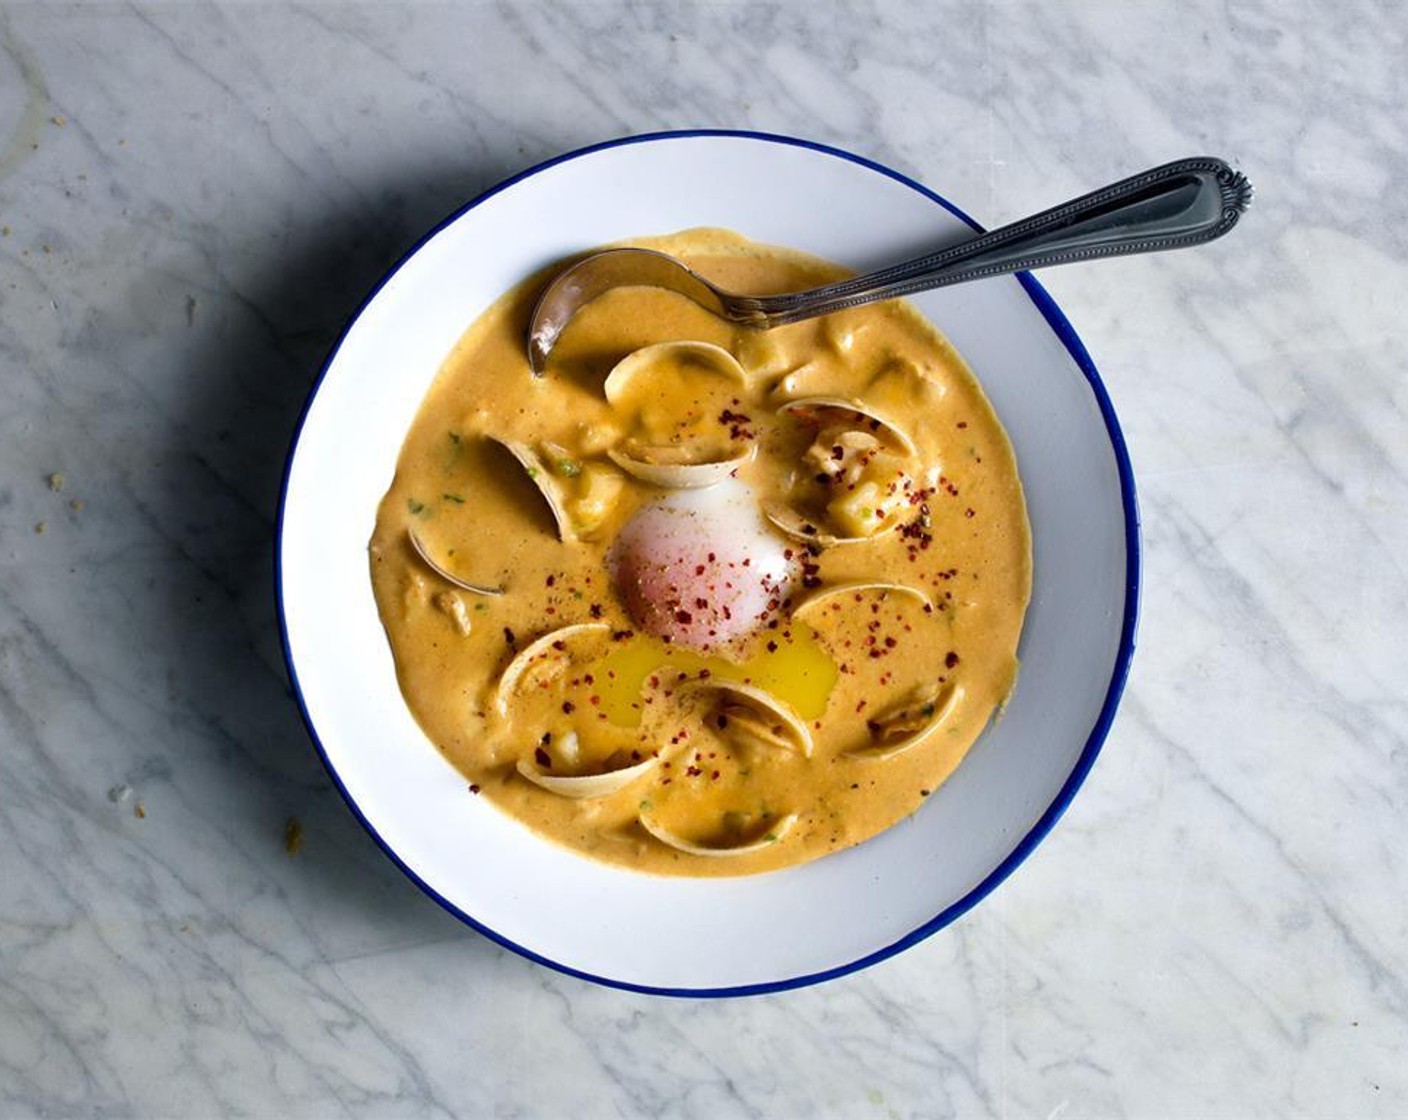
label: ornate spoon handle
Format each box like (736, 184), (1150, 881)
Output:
(736, 157), (1253, 327)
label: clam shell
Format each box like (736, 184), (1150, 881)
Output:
(604, 341), (754, 489)
(845, 682), (964, 761)
(493, 622), (610, 717)
(407, 530), (504, 596)
(777, 396), (916, 457)
(607, 443), (755, 490)
(684, 679), (813, 758)
(515, 754), (657, 800)
(792, 580), (932, 617)
(638, 810), (798, 858)
(603, 340), (748, 406)
(761, 499), (901, 549)
(490, 437), (577, 543)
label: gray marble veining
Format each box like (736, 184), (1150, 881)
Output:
(2, 2), (1405, 1117)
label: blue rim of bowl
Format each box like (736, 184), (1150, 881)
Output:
(275, 129), (1141, 998)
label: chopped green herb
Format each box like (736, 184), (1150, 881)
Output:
(638, 799), (653, 812)
(474, 603), (489, 612)
(765, 832), (779, 843)
(442, 492), (465, 503)
(407, 498), (427, 516)
(554, 458), (582, 478)
(526, 466), (539, 479)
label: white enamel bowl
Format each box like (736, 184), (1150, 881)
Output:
(277, 131), (1138, 996)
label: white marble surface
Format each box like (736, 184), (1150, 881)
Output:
(1, 1), (1404, 1116)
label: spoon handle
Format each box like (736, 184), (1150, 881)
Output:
(741, 157), (1253, 326)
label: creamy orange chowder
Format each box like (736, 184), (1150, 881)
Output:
(370, 229), (1031, 876)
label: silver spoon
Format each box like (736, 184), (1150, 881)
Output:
(527, 156), (1252, 374)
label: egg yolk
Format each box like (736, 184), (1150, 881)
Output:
(593, 623), (837, 726)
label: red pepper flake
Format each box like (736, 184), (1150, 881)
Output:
(534, 747), (551, 768)
(589, 695), (601, 706)
(766, 640), (778, 653)
(545, 574), (556, 587)
(711, 770), (720, 780)
(503, 627), (517, 649)
(957, 421), (968, 429)
(469, 784), (481, 794)
(589, 603), (604, 619)
(561, 700), (576, 714)
(675, 610), (693, 625)
(945, 651), (960, 669)
(965, 507), (976, 518)
(551, 640), (566, 651)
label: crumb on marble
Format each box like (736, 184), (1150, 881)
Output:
(51, 114), (66, 127)
(107, 783), (132, 804)
(284, 816), (303, 856)
(47, 471), (64, 492)
(34, 521), (46, 535)
(1, 226), (9, 237)
(134, 802), (146, 819)
(70, 498), (85, 512)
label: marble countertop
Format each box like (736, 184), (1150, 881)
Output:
(2, 3), (1404, 1116)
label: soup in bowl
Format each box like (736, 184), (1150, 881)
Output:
(278, 132), (1136, 994)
